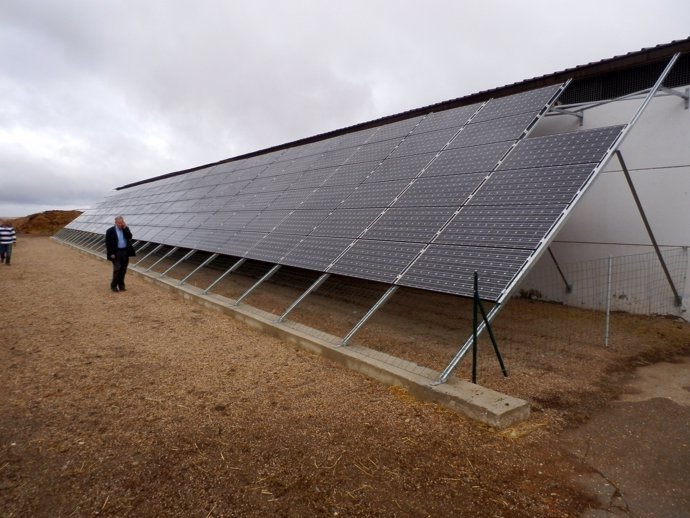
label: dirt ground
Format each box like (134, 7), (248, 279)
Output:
(1, 236), (689, 517)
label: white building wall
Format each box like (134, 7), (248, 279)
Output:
(521, 85), (690, 319)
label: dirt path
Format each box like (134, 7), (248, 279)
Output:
(0, 236), (688, 517)
(562, 359), (690, 517)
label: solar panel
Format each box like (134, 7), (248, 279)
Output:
(469, 164), (598, 205)
(241, 210), (291, 233)
(311, 207), (383, 238)
(281, 236), (352, 271)
(499, 126), (625, 170)
(246, 232), (300, 263)
(365, 153), (436, 182)
(224, 231), (266, 257)
(449, 111), (538, 148)
(394, 173), (487, 207)
(398, 244), (533, 299)
(272, 209), (330, 235)
(339, 179), (412, 208)
(419, 142), (513, 177)
(363, 206), (458, 242)
(68, 82), (608, 304)
(387, 126), (460, 158)
(471, 84), (563, 122)
(297, 184), (357, 210)
(320, 161), (379, 186)
(435, 205), (567, 249)
(328, 240), (423, 284)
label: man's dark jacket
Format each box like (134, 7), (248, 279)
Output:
(105, 226), (136, 261)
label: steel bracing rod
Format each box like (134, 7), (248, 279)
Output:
(548, 107), (584, 125)
(494, 52), (682, 308)
(67, 230), (83, 245)
(547, 84), (680, 116)
(438, 303), (502, 384)
(476, 292), (507, 378)
(73, 233), (93, 247)
(179, 253), (218, 285)
(160, 249), (196, 278)
(84, 234), (103, 251)
(74, 232), (94, 247)
(72, 230), (89, 243)
(548, 247), (572, 293)
(133, 241), (153, 259)
(659, 86), (689, 109)
(134, 243), (163, 266)
(233, 264), (282, 306)
(87, 235), (105, 251)
(145, 246), (178, 272)
(340, 285), (399, 346)
(616, 150), (683, 306)
(277, 273), (331, 323)
(202, 257), (245, 294)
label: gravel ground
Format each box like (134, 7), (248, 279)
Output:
(1, 236), (688, 517)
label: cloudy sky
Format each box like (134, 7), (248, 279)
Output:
(1, 0), (688, 217)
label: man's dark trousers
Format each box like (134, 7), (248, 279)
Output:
(111, 249), (130, 290)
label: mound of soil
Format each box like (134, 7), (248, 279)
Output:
(6, 210), (81, 235)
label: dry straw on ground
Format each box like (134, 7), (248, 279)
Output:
(1, 236), (688, 517)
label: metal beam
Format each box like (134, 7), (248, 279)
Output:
(437, 303), (502, 384)
(145, 246), (178, 272)
(233, 264), (281, 306)
(341, 285), (399, 346)
(179, 253), (218, 285)
(160, 249), (196, 278)
(277, 273), (331, 323)
(548, 247), (572, 293)
(134, 243), (163, 266)
(202, 257), (245, 294)
(616, 150), (683, 306)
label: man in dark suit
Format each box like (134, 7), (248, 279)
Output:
(105, 216), (136, 292)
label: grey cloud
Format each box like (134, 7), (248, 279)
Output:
(1, 0), (689, 217)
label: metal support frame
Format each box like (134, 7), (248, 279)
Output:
(277, 273), (331, 323)
(616, 150), (683, 306)
(233, 264), (282, 306)
(548, 247), (572, 293)
(435, 53), (682, 384)
(438, 302), (502, 384)
(179, 253), (218, 285)
(133, 241), (153, 259)
(470, 272), (507, 384)
(660, 86), (689, 109)
(202, 257), (245, 294)
(80, 234), (99, 249)
(341, 285), (399, 346)
(88, 235), (104, 251)
(145, 246), (178, 272)
(160, 249), (196, 278)
(134, 243), (163, 266)
(75, 232), (95, 247)
(548, 106), (584, 125)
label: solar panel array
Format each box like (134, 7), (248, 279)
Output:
(66, 83), (624, 300)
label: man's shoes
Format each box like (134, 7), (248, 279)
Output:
(119, 287), (126, 292)
(111, 288), (119, 292)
